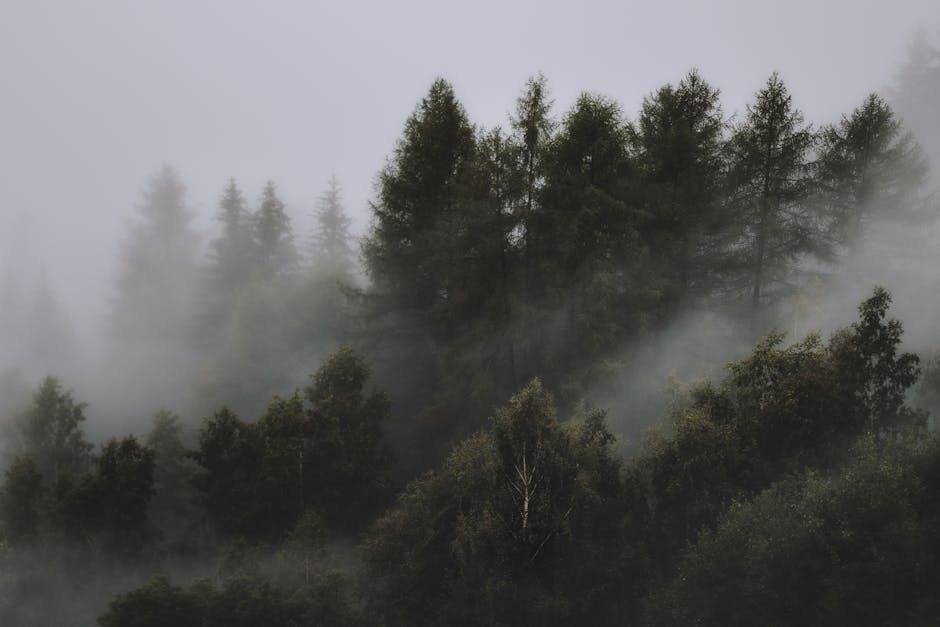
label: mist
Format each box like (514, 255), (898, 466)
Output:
(3, 2), (940, 626)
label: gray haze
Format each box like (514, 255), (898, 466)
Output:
(2, 1), (940, 432)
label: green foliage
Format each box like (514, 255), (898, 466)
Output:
(635, 69), (730, 308)
(98, 576), (201, 627)
(816, 94), (928, 246)
(727, 73), (820, 307)
(193, 407), (262, 538)
(0, 456), (43, 544)
(363, 77), (477, 319)
(627, 288), (923, 595)
(364, 379), (624, 626)
(99, 572), (362, 627)
(304, 347), (393, 527)
(650, 437), (940, 626)
(14, 376), (92, 485)
(194, 348), (392, 539)
(146, 410), (197, 541)
(91, 436), (156, 554)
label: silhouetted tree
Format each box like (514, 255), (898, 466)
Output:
(254, 181), (297, 279)
(727, 73), (819, 309)
(13, 376), (91, 485)
(0, 455), (43, 544)
(635, 69), (730, 308)
(816, 93), (929, 247)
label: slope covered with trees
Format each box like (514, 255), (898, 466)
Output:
(2, 57), (940, 625)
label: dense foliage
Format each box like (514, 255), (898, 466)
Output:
(2, 52), (940, 625)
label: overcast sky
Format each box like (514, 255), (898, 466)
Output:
(2, 0), (939, 338)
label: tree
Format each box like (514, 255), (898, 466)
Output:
(111, 164), (200, 342)
(511, 73), (555, 236)
(146, 410), (196, 539)
(829, 286), (924, 436)
(304, 347), (393, 527)
(193, 408), (262, 538)
(309, 175), (354, 277)
(13, 376), (91, 485)
(648, 439), (936, 627)
(254, 181), (297, 279)
(256, 393), (308, 538)
(363, 77), (477, 323)
(98, 576), (202, 627)
(890, 30), (940, 180)
(816, 93), (929, 247)
(531, 93), (650, 374)
(626, 288), (923, 600)
(727, 73), (819, 309)
(207, 178), (256, 299)
(90, 436), (156, 554)
(0, 456), (43, 543)
(635, 69), (730, 308)
(296, 176), (357, 349)
(364, 379), (624, 626)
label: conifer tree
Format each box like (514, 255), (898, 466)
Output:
(635, 69), (729, 308)
(363, 78), (477, 327)
(727, 73), (819, 309)
(254, 181), (297, 279)
(209, 178), (255, 292)
(816, 93), (928, 247)
(310, 175), (354, 277)
(111, 165), (200, 342)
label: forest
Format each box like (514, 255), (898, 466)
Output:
(3, 33), (940, 627)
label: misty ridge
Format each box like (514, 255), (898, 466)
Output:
(4, 21), (940, 627)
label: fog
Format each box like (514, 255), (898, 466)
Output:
(3, 0), (937, 336)
(3, 2), (940, 625)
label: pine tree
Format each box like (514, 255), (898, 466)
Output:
(511, 73), (555, 228)
(533, 93), (648, 368)
(254, 181), (297, 279)
(727, 73), (820, 309)
(209, 178), (255, 292)
(635, 69), (729, 308)
(890, 30), (940, 180)
(816, 93), (929, 247)
(112, 165), (200, 342)
(363, 78), (477, 325)
(310, 175), (354, 277)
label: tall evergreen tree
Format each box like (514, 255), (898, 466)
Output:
(108, 165), (201, 419)
(727, 73), (819, 309)
(816, 93), (929, 247)
(310, 175), (354, 277)
(254, 181), (297, 279)
(209, 178), (255, 293)
(533, 93), (648, 370)
(635, 69), (729, 309)
(511, 73), (555, 232)
(890, 30), (940, 181)
(13, 376), (92, 486)
(363, 77), (477, 327)
(112, 165), (200, 342)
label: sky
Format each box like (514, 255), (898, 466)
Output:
(2, 0), (939, 340)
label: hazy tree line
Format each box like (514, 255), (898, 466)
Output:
(2, 37), (940, 625)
